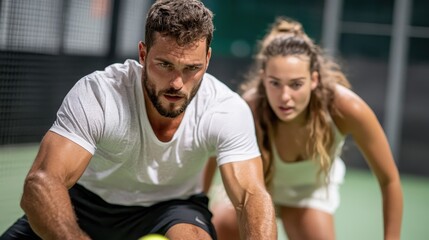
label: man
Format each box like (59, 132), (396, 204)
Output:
(0, 0), (276, 240)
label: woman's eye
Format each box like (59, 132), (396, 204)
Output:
(269, 80), (280, 87)
(291, 82), (303, 89)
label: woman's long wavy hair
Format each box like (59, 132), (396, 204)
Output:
(240, 17), (351, 189)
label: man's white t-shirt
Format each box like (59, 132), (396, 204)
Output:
(50, 59), (260, 206)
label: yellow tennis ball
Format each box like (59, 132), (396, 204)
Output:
(138, 233), (169, 240)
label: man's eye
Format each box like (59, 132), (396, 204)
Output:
(187, 66), (200, 71)
(159, 63), (171, 69)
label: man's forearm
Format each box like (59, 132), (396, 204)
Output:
(21, 172), (90, 240)
(237, 190), (277, 240)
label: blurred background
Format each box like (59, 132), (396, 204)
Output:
(0, 0), (428, 239)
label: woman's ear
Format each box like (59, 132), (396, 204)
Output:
(259, 69), (265, 85)
(138, 41), (147, 65)
(311, 71), (319, 90)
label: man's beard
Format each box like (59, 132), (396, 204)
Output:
(142, 67), (202, 118)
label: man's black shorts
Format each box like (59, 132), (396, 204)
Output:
(0, 184), (217, 240)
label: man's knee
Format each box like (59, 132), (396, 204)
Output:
(165, 223), (213, 240)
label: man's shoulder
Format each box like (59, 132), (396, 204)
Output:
(200, 73), (241, 102)
(81, 59), (141, 90)
(96, 59), (140, 80)
(198, 73), (250, 113)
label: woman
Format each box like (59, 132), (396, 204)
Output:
(206, 17), (403, 240)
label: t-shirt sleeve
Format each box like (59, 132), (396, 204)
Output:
(49, 76), (105, 154)
(207, 97), (261, 166)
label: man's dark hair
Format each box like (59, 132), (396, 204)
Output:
(145, 0), (214, 52)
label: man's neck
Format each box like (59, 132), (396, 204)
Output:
(144, 93), (184, 142)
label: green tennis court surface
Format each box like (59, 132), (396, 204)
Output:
(1, 144), (428, 239)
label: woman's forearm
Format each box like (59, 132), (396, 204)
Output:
(381, 179), (403, 240)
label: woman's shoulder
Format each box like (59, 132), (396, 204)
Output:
(332, 84), (367, 114)
(331, 84), (373, 134)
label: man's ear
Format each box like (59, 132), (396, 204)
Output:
(311, 71), (319, 90)
(206, 47), (212, 69)
(138, 41), (147, 65)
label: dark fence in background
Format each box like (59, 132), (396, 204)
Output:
(0, 53), (121, 144)
(1, 0), (150, 144)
